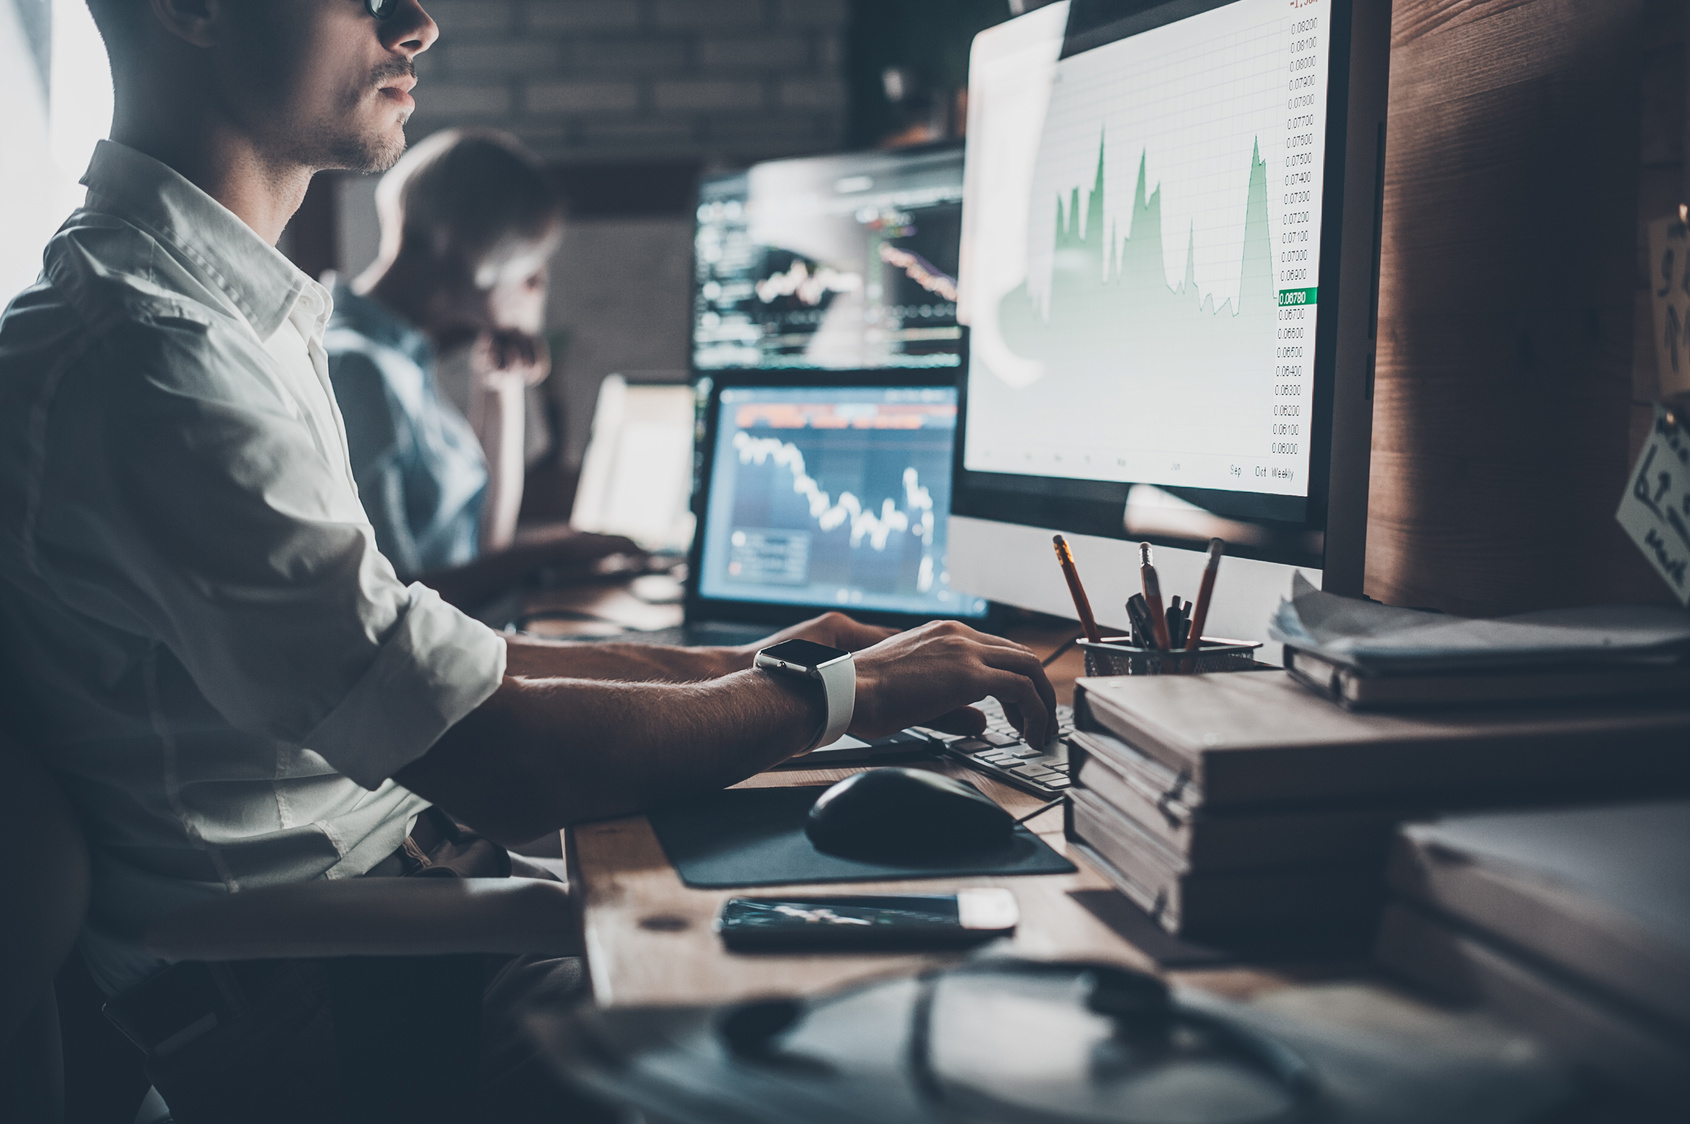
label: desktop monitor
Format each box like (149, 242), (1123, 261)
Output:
(691, 147), (966, 374)
(950, 0), (1391, 645)
(687, 380), (990, 627)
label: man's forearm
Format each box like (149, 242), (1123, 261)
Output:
(503, 634), (745, 682)
(499, 611), (898, 684)
(395, 617), (1059, 848)
(395, 669), (820, 845)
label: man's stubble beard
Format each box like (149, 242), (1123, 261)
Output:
(298, 60), (415, 174)
(279, 108), (406, 175)
(324, 113), (409, 174)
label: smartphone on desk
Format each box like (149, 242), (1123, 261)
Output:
(716, 890), (1018, 952)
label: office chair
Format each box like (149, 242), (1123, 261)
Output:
(0, 730), (581, 1124)
(0, 731), (90, 1123)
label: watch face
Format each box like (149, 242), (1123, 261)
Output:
(758, 638), (850, 668)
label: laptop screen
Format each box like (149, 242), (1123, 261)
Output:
(696, 384), (989, 620)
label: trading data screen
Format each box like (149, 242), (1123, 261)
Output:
(697, 386), (988, 618)
(692, 148), (966, 372)
(959, 0), (1332, 501)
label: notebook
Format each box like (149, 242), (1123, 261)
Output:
(1066, 789), (1380, 942)
(1283, 644), (1690, 710)
(1270, 574), (1690, 674)
(1074, 671), (1690, 808)
(1068, 731), (1407, 871)
(1388, 802), (1690, 1031)
(1377, 903), (1690, 1101)
(1068, 724), (1686, 873)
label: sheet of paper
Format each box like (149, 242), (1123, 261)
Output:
(1617, 405), (1690, 606)
(1271, 568), (1690, 664)
(1270, 571), (1443, 648)
(1647, 215), (1690, 400)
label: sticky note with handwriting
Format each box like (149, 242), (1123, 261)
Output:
(1618, 406), (1690, 604)
(1648, 216), (1690, 400)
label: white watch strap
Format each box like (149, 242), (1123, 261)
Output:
(811, 655), (856, 751)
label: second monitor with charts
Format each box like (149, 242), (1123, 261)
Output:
(691, 383), (988, 625)
(692, 147), (965, 374)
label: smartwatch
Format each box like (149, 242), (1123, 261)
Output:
(754, 639), (856, 752)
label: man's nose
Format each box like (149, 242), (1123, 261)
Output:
(382, 0), (440, 58)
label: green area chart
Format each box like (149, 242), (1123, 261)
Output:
(997, 135), (1287, 388)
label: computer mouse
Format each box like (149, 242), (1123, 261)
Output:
(805, 767), (1017, 862)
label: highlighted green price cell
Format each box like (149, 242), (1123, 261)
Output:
(1278, 287), (1318, 307)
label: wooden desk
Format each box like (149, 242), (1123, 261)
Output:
(510, 580), (686, 638)
(540, 591), (1657, 1118)
(561, 613), (1335, 1010)
(567, 760), (1153, 1008)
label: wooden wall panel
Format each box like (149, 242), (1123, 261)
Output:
(1366, 0), (1672, 613)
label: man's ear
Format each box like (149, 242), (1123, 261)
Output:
(148, 0), (223, 48)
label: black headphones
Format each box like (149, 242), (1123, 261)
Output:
(720, 958), (1321, 1124)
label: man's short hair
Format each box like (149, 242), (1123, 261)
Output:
(374, 129), (563, 282)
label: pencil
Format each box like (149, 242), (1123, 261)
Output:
(1052, 535), (1101, 643)
(1139, 542), (1171, 650)
(1184, 538), (1226, 652)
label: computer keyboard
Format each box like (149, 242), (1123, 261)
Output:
(918, 698), (1075, 799)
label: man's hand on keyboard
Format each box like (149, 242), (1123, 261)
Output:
(849, 621), (1057, 747)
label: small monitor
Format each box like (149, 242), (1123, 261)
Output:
(570, 375), (697, 552)
(950, 0), (1390, 643)
(690, 382), (989, 624)
(692, 147), (966, 373)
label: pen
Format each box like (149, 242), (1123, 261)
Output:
(1051, 535), (1102, 643)
(1139, 542), (1171, 650)
(1184, 538), (1226, 652)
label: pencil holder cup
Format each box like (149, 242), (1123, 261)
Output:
(1079, 638), (1262, 676)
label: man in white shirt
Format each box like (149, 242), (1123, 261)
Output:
(0, 0), (1055, 1119)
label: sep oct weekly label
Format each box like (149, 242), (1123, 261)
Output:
(1618, 406), (1690, 606)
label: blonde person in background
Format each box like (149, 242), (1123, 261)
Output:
(328, 127), (634, 609)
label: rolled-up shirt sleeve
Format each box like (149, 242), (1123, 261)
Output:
(302, 582), (504, 788)
(27, 309), (505, 788)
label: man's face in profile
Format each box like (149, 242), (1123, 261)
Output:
(224, 0), (436, 173)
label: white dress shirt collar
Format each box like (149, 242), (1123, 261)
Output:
(78, 139), (327, 343)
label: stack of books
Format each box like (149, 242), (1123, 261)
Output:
(1271, 575), (1690, 710)
(1377, 802), (1690, 1102)
(1066, 671), (1690, 946)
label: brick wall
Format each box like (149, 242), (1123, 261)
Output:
(407, 0), (849, 162)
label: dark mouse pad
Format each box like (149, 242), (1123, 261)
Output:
(647, 785), (1076, 889)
